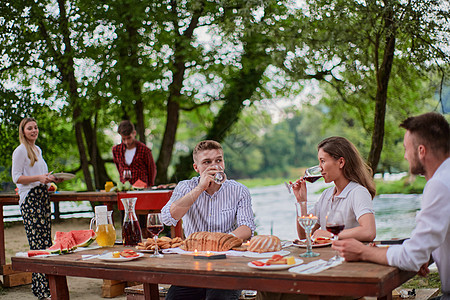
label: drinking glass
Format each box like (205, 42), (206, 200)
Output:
(123, 169), (132, 181)
(213, 165), (226, 184)
(295, 202), (320, 257)
(147, 213), (164, 258)
(304, 165), (322, 183)
(326, 210), (345, 260)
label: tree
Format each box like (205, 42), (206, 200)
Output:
(285, 0), (450, 172)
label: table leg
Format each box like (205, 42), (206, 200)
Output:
(48, 274), (69, 300)
(0, 204), (5, 266)
(143, 283), (159, 300)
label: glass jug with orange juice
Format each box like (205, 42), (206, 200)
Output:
(90, 206), (116, 247)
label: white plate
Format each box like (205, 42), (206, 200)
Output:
(53, 172), (76, 180)
(243, 250), (290, 258)
(247, 258), (303, 270)
(294, 241), (332, 248)
(97, 252), (144, 262)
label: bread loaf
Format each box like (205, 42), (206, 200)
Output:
(183, 231), (242, 252)
(248, 235), (281, 253)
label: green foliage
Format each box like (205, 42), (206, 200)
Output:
(401, 272), (441, 291)
(375, 176), (427, 195)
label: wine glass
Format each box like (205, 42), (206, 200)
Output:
(304, 165), (322, 183)
(326, 210), (345, 260)
(123, 169), (132, 181)
(295, 203), (320, 257)
(213, 165), (226, 184)
(147, 213), (164, 258)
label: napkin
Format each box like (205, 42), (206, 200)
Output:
(161, 247), (246, 257)
(289, 257), (343, 274)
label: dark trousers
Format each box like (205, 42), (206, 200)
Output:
(21, 185), (52, 299)
(165, 285), (241, 300)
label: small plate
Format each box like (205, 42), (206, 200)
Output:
(53, 173), (76, 180)
(247, 258), (303, 270)
(294, 241), (332, 248)
(243, 250), (290, 258)
(98, 252), (144, 262)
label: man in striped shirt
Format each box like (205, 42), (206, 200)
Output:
(162, 140), (256, 300)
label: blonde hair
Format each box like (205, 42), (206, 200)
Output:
(318, 137), (376, 199)
(19, 117), (39, 167)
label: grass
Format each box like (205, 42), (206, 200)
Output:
(401, 272), (441, 292)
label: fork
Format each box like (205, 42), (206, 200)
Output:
(78, 250), (109, 261)
(305, 257), (335, 273)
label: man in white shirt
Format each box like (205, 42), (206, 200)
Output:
(334, 112), (450, 300)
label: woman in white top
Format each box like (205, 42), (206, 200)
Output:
(11, 117), (59, 300)
(293, 136), (376, 242)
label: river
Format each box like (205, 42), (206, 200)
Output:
(4, 182), (421, 240)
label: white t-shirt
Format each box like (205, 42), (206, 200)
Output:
(310, 181), (375, 230)
(11, 144), (49, 206)
(125, 148), (136, 165)
(387, 158), (450, 297)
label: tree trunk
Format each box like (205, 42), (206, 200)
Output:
(155, 1), (204, 184)
(57, 0), (94, 190)
(173, 33), (269, 181)
(368, 5), (396, 174)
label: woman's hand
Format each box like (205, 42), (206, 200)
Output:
(39, 173), (53, 184)
(291, 178), (307, 203)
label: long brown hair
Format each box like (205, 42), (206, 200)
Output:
(318, 137), (376, 199)
(19, 117), (39, 167)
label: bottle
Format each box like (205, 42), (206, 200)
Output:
(105, 181), (114, 192)
(90, 206), (116, 247)
(121, 198), (142, 246)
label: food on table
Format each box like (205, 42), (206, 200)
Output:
(120, 249), (139, 258)
(231, 242), (249, 251)
(136, 236), (184, 251)
(251, 254), (296, 266)
(27, 250), (51, 257)
(46, 229), (96, 254)
(248, 235), (282, 253)
(182, 232), (242, 252)
(314, 237), (331, 244)
(48, 182), (57, 192)
(112, 251), (121, 258)
(132, 179), (147, 190)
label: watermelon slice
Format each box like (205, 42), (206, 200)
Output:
(132, 179), (147, 190)
(28, 250), (51, 257)
(47, 242), (63, 254)
(71, 229), (96, 247)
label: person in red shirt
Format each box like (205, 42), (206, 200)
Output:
(112, 120), (156, 187)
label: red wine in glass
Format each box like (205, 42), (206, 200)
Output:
(326, 224), (345, 235)
(304, 175), (323, 183)
(147, 225), (164, 237)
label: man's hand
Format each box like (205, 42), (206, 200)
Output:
(332, 238), (365, 261)
(333, 238), (389, 265)
(418, 262), (430, 277)
(198, 165), (218, 190)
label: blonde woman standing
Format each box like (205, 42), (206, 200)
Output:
(11, 117), (60, 300)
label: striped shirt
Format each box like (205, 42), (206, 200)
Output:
(161, 177), (256, 237)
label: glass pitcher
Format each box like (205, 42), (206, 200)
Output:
(90, 208), (116, 247)
(121, 197), (142, 246)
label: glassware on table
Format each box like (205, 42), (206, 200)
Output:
(121, 198), (142, 247)
(90, 207), (116, 247)
(295, 202), (320, 257)
(123, 169), (132, 181)
(326, 209), (345, 260)
(147, 213), (164, 258)
(213, 165), (227, 184)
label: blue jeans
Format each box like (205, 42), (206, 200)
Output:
(165, 285), (241, 300)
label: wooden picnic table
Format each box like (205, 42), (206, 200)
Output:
(0, 190), (177, 288)
(11, 245), (415, 300)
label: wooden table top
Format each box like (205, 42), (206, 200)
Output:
(12, 245), (415, 298)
